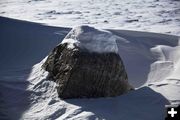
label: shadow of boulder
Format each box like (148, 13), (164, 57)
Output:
(65, 87), (169, 120)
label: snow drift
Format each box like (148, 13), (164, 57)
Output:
(0, 17), (180, 120)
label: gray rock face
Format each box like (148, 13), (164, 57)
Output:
(42, 26), (133, 99)
(43, 43), (133, 99)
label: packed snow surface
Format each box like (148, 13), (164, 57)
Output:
(0, 17), (180, 119)
(0, 0), (180, 35)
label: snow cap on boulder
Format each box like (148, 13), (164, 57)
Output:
(62, 25), (119, 53)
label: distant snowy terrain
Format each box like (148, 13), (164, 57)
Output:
(0, 17), (180, 119)
(0, 0), (180, 35)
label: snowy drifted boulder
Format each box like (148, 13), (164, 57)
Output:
(43, 26), (133, 99)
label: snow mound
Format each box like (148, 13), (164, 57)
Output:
(61, 26), (126, 53)
(0, 17), (180, 119)
(21, 59), (169, 120)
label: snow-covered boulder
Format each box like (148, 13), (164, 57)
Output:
(43, 26), (133, 99)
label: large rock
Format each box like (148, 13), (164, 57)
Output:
(43, 26), (133, 99)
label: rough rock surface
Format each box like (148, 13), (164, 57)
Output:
(42, 26), (133, 99)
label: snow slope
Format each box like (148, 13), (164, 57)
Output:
(0, 0), (180, 36)
(0, 17), (180, 119)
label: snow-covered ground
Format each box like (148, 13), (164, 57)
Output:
(0, 0), (180, 35)
(0, 0), (180, 119)
(0, 17), (180, 119)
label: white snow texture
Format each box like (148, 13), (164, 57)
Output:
(0, 0), (180, 35)
(0, 0), (180, 119)
(62, 26), (123, 53)
(0, 17), (179, 119)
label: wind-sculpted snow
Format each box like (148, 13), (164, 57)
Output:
(22, 61), (169, 119)
(147, 42), (180, 104)
(0, 17), (180, 119)
(0, 17), (70, 72)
